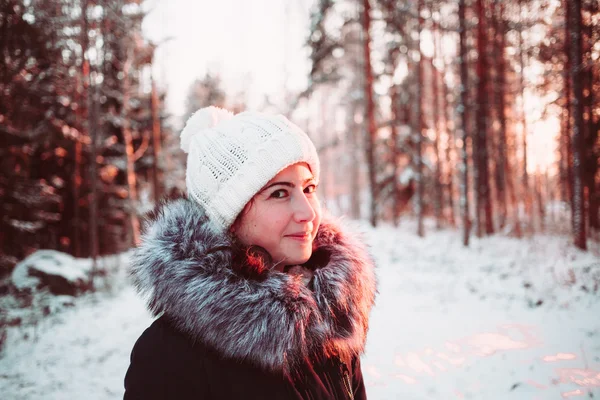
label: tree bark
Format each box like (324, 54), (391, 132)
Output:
(561, 0), (573, 208)
(492, 0), (508, 229)
(432, 16), (443, 229)
(122, 47), (141, 247)
(458, 0), (471, 246)
(362, 0), (378, 227)
(383, 0), (401, 226)
(518, 0), (530, 231)
(475, 0), (494, 236)
(390, 69), (400, 226)
(349, 103), (361, 220)
(568, 0), (586, 250)
(151, 74), (163, 204)
(583, 20), (598, 232)
(83, 0), (99, 282)
(72, 140), (82, 256)
(416, 0), (425, 237)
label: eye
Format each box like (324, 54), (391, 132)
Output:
(269, 189), (289, 199)
(304, 184), (317, 194)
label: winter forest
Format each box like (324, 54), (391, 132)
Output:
(1, 0), (600, 398)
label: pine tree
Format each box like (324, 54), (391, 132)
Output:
(0, 0), (171, 277)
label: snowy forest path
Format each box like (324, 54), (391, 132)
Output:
(363, 223), (600, 399)
(0, 288), (151, 400)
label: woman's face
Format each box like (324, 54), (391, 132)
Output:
(233, 163), (322, 267)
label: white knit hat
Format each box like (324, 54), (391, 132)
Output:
(180, 106), (320, 233)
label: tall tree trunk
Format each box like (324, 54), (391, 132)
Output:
(385, 0), (402, 226)
(432, 57), (443, 229)
(72, 140), (82, 256)
(122, 47), (141, 246)
(564, 0), (575, 225)
(431, 4), (443, 229)
(535, 170), (546, 231)
(390, 76), (400, 226)
(150, 74), (163, 203)
(474, 0), (483, 237)
(496, 0), (521, 236)
(416, 0), (425, 237)
(475, 0), (494, 236)
(492, 0), (508, 229)
(458, 0), (471, 246)
(569, 0), (587, 250)
(73, 59), (84, 257)
(362, 0), (378, 227)
(560, 16), (573, 209)
(583, 21), (598, 233)
(349, 102), (361, 220)
(563, 0), (574, 209)
(83, 0), (99, 282)
(518, 0), (530, 231)
(439, 37), (456, 227)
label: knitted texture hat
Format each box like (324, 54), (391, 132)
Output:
(180, 106), (320, 233)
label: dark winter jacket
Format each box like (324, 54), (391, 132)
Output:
(124, 197), (377, 399)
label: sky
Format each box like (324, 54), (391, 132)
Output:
(142, 0), (315, 121)
(140, 0), (558, 173)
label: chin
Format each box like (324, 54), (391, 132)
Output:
(276, 241), (314, 266)
(284, 251), (312, 266)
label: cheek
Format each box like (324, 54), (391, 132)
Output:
(267, 214), (289, 236)
(236, 208), (262, 246)
(239, 208), (287, 245)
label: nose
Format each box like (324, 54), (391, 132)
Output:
(291, 191), (316, 223)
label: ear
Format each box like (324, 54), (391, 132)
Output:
(229, 206), (246, 236)
(230, 197), (255, 235)
(229, 218), (239, 235)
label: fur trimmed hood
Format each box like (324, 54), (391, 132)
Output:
(130, 197), (377, 373)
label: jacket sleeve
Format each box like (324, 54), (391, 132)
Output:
(123, 319), (209, 400)
(352, 356), (367, 400)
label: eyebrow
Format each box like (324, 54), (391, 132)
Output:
(260, 177), (315, 192)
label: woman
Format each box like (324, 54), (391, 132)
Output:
(124, 106), (377, 399)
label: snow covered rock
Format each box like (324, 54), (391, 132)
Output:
(11, 250), (90, 296)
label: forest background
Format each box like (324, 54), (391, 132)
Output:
(0, 0), (598, 326)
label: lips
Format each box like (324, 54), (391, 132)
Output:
(286, 232), (312, 241)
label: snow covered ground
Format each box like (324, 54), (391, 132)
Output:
(1, 221), (599, 399)
(362, 222), (600, 399)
